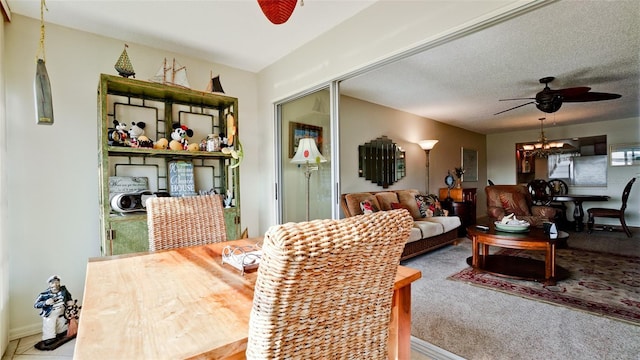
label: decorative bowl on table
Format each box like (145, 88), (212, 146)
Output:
(494, 220), (530, 233)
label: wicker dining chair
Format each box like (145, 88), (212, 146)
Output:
(246, 209), (413, 360)
(146, 194), (227, 251)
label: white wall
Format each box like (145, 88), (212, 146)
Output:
(487, 117), (640, 226)
(257, 0), (532, 232)
(2, 0), (543, 339)
(340, 96), (487, 216)
(4, 15), (258, 338)
(0, 6), (9, 355)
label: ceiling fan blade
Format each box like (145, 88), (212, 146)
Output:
(563, 91), (622, 102)
(499, 97), (536, 101)
(554, 86), (591, 97)
(494, 101), (535, 115)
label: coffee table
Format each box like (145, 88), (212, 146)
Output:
(466, 223), (569, 285)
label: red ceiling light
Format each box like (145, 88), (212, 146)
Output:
(258, 0), (298, 25)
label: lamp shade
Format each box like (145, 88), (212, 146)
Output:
(291, 138), (327, 164)
(418, 140), (439, 150)
(258, 0), (298, 25)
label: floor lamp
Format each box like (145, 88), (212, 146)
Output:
(291, 137), (327, 221)
(418, 140), (439, 194)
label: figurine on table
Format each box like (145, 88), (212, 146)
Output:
(33, 275), (77, 351)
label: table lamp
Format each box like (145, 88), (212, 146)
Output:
(291, 137), (327, 221)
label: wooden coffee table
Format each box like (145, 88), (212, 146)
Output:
(466, 223), (569, 285)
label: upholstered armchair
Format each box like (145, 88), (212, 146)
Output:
(485, 185), (559, 227)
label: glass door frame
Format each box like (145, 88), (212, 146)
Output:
(274, 83), (340, 224)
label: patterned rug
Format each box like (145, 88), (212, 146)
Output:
(448, 247), (640, 325)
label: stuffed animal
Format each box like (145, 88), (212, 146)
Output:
(128, 122), (146, 147)
(109, 120), (128, 146)
(169, 124), (193, 150)
(153, 138), (169, 150)
(136, 135), (154, 148)
(187, 143), (200, 152)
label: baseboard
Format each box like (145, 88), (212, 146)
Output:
(411, 336), (466, 360)
(9, 323), (41, 341)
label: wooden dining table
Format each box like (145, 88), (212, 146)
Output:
(552, 194), (610, 232)
(73, 238), (422, 360)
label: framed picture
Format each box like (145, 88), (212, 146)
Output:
(289, 122), (323, 158)
(461, 147), (478, 182)
(610, 143), (640, 166)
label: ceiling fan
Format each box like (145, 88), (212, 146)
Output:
(494, 76), (622, 115)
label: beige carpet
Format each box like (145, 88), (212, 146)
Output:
(402, 228), (640, 360)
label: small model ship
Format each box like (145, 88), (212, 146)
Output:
(149, 58), (190, 88)
(114, 44), (135, 78)
(205, 71), (225, 93)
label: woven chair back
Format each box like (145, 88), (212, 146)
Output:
(146, 194), (227, 251)
(246, 209), (413, 360)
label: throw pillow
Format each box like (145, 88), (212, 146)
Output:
(415, 194), (431, 218)
(360, 200), (379, 215)
(415, 194), (442, 217)
(390, 202), (423, 216)
(391, 202), (409, 210)
(498, 192), (531, 216)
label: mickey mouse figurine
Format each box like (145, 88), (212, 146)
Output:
(169, 123), (194, 150)
(108, 120), (128, 146)
(128, 121), (146, 148)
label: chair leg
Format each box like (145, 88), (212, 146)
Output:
(587, 213), (595, 234)
(620, 215), (632, 237)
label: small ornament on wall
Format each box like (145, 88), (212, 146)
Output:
(114, 44), (136, 78)
(34, 0), (54, 125)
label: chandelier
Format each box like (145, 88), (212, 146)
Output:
(522, 118), (563, 158)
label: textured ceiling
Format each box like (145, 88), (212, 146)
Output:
(340, 0), (640, 134)
(8, 0), (639, 134)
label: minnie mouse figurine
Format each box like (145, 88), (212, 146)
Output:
(169, 123), (194, 150)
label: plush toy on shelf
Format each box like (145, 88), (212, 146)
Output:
(153, 138), (169, 150)
(169, 124), (194, 150)
(136, 135), (154, 148)
(108, 120), (128, 146)
(128, 121), (154, 148)
(128, 121), (146, 148)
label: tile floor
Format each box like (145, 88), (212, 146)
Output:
(2, 334), (75, 360)
(3, 333), (432, 359)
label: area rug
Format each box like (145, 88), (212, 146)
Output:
(448, 247), (640, 325)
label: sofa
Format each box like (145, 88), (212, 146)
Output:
(341, 189), (462, 260)
(485, 185), (559, 227)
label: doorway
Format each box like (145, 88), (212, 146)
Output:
(278, 88), (332, 223)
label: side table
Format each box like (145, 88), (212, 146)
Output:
(440, 188), (476, 236)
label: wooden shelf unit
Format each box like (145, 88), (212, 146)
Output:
(97, 74), (240, 255)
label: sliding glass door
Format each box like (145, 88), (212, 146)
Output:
(277, 88), (333, 223)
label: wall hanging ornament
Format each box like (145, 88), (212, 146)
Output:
(257, 0), (301, 25)
(34, 0), (53, 125)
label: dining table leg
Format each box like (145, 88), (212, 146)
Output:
(388, 282), (412, 360)
(572, 200), (586, 232)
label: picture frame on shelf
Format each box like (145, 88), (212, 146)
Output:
(289, 122), (323, 158)
(461, 147), (478, 182)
